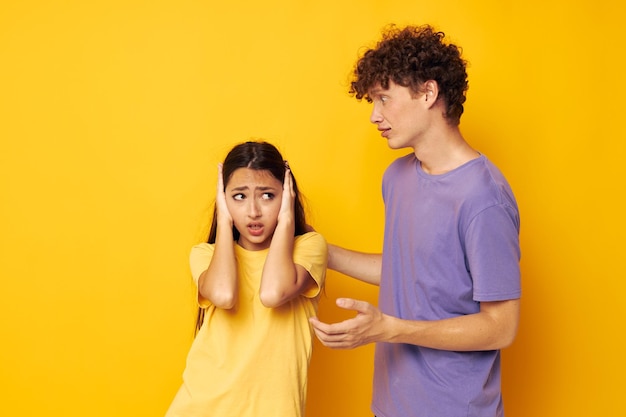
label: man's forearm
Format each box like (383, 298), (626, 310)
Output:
(328, 244), (382, 285)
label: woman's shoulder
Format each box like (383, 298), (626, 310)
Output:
(295, 231), (326, 245)
(190, 242), (214, 256)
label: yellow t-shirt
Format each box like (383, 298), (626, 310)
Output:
(166, 232), (327, 417)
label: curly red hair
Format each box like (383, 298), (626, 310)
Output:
(350, 24), (469, 126)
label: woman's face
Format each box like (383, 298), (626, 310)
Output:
(225, 167), (282, 250)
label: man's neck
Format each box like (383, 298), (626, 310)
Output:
(414, 125), (479, 175)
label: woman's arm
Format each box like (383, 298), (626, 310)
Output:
(259, 168), (315, 308)
(197, 164), (238, 309)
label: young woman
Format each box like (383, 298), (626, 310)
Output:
(166, 141), (327, 417)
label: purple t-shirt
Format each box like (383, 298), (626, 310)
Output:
(372, 154), (521, 417)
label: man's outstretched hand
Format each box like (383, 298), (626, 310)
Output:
(309, 298), (389, 349)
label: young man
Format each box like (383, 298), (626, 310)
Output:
(309, 25), (521, 417)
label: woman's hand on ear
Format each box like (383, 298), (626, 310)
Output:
(216, 163), (233, 226)
(278, 165), (296, 225)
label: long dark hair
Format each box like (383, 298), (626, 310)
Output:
(195, 141), (308, 333)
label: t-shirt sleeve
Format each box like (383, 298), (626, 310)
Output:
(466, 203), (522, 302)
(189, 243), (215, 308)
(293, 232), (328, 298)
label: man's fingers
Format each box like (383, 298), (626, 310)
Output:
(309, 316), (358, 335)
(336, 297), (370, 313)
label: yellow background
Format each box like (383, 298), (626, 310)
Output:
(1, 1), (624, 416)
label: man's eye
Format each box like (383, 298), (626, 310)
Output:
(262, 193), (274, 200)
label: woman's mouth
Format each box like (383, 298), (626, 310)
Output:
(247, 223), (264, 236)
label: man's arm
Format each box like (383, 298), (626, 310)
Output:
(327, 244), (382, 286)
(387, 298), (520, 350)
(310, 297), (520, 351)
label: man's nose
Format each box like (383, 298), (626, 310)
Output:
(370, 104), (383, 124)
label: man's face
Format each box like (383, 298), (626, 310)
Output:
(367, 81), (429, 150)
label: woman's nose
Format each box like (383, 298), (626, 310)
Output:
(247, 200), (261, 218)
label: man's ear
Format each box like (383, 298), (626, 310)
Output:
(423, 80), (439, 108)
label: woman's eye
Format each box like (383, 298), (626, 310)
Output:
(261, 193), (274, 200)
(233, 193), (245, 201)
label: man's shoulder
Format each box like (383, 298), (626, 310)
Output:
(385, 152), (416, 172)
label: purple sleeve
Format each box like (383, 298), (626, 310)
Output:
(465, 203), (521, 302)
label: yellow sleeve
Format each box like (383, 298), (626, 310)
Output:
(189, 243), (215, 307)
(293, 232), (328, 298)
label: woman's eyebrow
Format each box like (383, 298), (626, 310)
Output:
(229, 185), (249, 192)
(229, 185), (279, 192)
